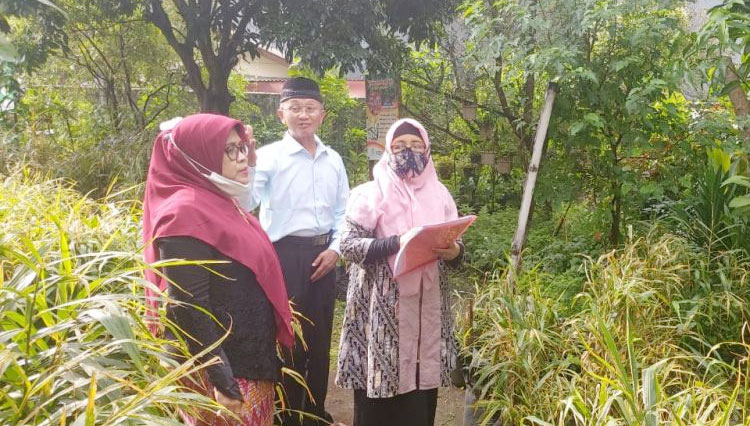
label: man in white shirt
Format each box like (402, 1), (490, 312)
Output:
(250, 77), (349, 426)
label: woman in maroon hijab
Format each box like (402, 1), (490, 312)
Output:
(142, 113), (294, 426)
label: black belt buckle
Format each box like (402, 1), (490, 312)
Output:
(311, 234), (330, 247)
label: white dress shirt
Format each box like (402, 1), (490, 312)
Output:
(250, 132), (349, 253)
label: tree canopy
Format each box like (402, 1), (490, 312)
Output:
(140, 0), (456, 113)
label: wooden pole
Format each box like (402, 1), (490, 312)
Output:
(508, 82), (558, 291)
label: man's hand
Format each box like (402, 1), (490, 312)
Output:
(214, 388), (243, 416)
(311, 249), (339, 282)
(433, 241), (461, 261)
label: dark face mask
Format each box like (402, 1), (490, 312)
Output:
(389, 148), (429, 179)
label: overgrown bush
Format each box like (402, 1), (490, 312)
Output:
(0, 170), (220, 425)
(461, 204), (605, 278)
(462, 229), (750, 425)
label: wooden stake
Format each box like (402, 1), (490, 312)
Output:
(508, 82), (558, 291)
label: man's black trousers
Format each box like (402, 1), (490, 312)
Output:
(274, 237), (336, 426)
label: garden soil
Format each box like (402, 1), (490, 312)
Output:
(326, 370), (466, 425)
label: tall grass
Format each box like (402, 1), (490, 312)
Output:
(463, 228), (750, 425)
(1, 126), (153, 198)
(0, 170), (219, 425)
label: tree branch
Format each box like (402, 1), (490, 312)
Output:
(402, 77), (518, 122)
(147, 0), (206, 95)
(402, 102), (472, 144)
(144, 82), (174, 129)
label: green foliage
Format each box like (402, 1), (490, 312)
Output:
(696, 0), (750, 98)
(0, 170), (223, 425)
(670, 148), (750, 258)
(462, 204), (605, 277)
(404, 0), (710, 246)
(0, 114), (154, 197)
(0, 1), (198, 195)
(463, 230), (750, 425)
(0, 0), (66, 69)
(551, 0), (691, 244)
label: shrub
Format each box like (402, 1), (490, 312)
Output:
(462, 229), (750, 425)
(0, 170), (219, 425)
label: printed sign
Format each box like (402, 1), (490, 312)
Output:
(365, 78), (400, 160)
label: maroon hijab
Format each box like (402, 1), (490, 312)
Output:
(142, 113), (293, 348)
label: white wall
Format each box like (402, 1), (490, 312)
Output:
(686, 0), (722, 32)
(236, 50), (290, 80)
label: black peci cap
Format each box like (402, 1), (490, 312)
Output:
(280, 77), (323, 103)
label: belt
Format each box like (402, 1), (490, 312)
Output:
(279, 232), (332, 247)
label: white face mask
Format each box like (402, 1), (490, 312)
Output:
(204, 167), (255, 210)
(166, 133), (256, 210)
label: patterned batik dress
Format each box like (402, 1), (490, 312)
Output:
(335, 218), (458, 399)
(180, 372), (275, 426)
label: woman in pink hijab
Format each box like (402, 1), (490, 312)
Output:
(335, 118), (463, 426)
(142, 113), (293, 426)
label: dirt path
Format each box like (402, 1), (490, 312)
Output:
(326, 371), (465, 426)
(329, 275), (467, 425)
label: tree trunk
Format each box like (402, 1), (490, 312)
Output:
(104, 78), (122, 132)
(607, 133), (623, 246)
(508, 83), (557, 290)
(609, 179), (622, 245)
(724, 59), (750, 140)
(201, 79), (234, 115)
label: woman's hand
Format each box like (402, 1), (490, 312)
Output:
(245, 125), (257, 167)
(214, 388), (243, 416)
(433, 241), (461, 261)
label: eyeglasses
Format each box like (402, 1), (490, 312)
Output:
(282, 105), (322, 115)
(391, 141), (427, 153)
(224, 142), (249, 161)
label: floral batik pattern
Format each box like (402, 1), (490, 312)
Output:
(387, 149), (429, 179)
(180, 373), (275, 426)
(335, 218), (458, 399)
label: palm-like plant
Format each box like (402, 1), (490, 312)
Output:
(671, 148), (750, 259)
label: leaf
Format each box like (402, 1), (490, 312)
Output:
(463, 4), (475, 18)
(579, 68), (599, 85)
(583, 112), (605, 129)
(708, 147), (731, 173)
(85, 302), (143, 371)
(0, 347), (16, 378)
(30, 0), (66, 16)
(728, 196), (750, 209)
(524, 416), (553, 426)
(642, 363), (659, 426)
(85, 372), (96, 426)
(639, 182), (664, 197)
(611, 58), (633, 72)
(0, 33), (18, 63)
(570, 121), (586, 136)
(722, 175), (750, 188)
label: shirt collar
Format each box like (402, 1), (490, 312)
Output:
(281, 131), (328, 157)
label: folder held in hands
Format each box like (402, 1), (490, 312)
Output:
(392, 215), (477, 277)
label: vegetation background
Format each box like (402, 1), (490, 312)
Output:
(2, 0), (750, 424)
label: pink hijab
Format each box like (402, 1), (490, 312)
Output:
(142, 113), (293, 348)
(347, 118), (458, 295)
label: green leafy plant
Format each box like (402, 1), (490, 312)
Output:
(462, 228), (750, 425)
(0, 170), (225, 425)
(671, 148), (750, 258)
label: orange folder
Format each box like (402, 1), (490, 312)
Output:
(393, 215), (477, 277)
